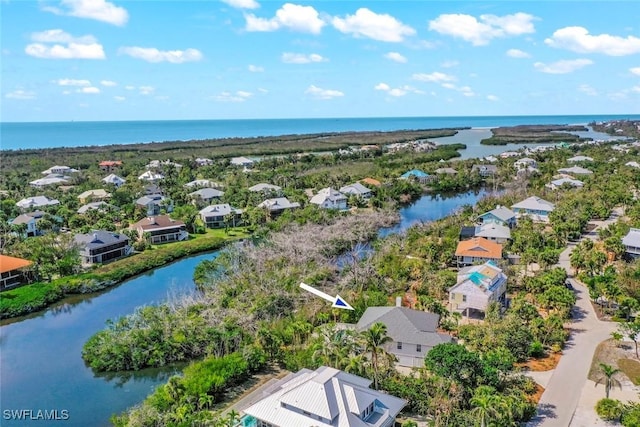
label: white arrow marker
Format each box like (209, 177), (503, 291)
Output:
(299, 282), (354, 310)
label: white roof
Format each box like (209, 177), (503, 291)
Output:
(557, 166), (593, 175)
(475, 223), (511, 240)
(230, 156), (254, 166)
(199, 204), (242, 217)
(78, 189), (110, 199)
(339, 183), (371, 196)
(30, 176), (69, 186)
(310, 188), (347, 205)
(16, 196), (60, 209)
(258, 197), (300, 211)
(567, 155), (593, 162)
(41, 165), (77, 175)
(77, 201), (112, 214)
(249, 183), (282, 192)
(547, 178), (584, 189)
(625, 161), (640, 169)
(511, 196), (555, 212)
(102, 174), (126, 184)
(138, 171), (164, 181)
(189, 188), (224, 199)
(184, 179), (220, 188)
(623, 228), (640, 248)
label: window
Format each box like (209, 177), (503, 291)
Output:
(397, 342), (402, 350)
(417, 344), (422, 352)
(462, 295), (467, 302)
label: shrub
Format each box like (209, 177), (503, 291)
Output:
(529, 341), (545, 358)
(596, 398), (623, 421)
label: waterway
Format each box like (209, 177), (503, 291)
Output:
(0, 189), (491, 426)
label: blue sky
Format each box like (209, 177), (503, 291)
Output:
(2, 0), (640, 122)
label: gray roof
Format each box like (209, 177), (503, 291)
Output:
(199, 204), (242, 217)
(189, 188), (224, 199)
(11, 214), (35, 225)
(258, 197), (300, 211)
(511, 196), (555, 212)
(567, 155), (593, 162)
(557, 166), (593, 175)
(356, 306), (448, 347)
(74, 230), (128, 250)
(77, 201), (113, 214)
(479, 206), (516, 222)
(472, 164), (498, 173)
(339, 182), (372, 196)
(623, 228), (640, 247)
(16, 196), (60, 209)
(310, 187), (347, 204)
(249, 183), (282, 192)
(102, 174), (125, 184)
(475, 223), (511, 240)
(136, 194), (165, 206)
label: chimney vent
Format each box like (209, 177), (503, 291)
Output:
(395, 296), (402, 307)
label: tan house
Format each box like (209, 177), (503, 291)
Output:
(77, 189), (111, 204)
(455, 237), (503, 267)
(129, 215), (188, 244)
(0, 254), (33, 290)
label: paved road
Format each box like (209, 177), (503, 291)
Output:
(528, 209), (621, 427)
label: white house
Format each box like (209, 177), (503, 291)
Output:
(16, 196), (60, 210)
(340, 182), (372, 199)
(102, 174), (126, 188)
(511, 196), (555, 222)
(258, 197), (300, 216)
(567, 155), (593, 163)
(230, 156), (254, 167)
(138, 171), (164, 182)
(514, 157), (537, 170)
(449, 261), (507, 315)
(194, 158), (213, 167)
(242, 366), (406, 427)
(545, 177), (584, 190)
(41, 165), (78, 175)
(248, 183), (282, 193)
(557, 166), (593, 175)
(474, 222), (511, 244)
(30, 174), (70, 188)
(310, 188), (348, 210)
(623, 228), (640, 259)
(199, 204), (242, 228)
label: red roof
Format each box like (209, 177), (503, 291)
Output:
(99, 161), (122, 166)
(455, 237), (502, 259)
(0, 254), (33, 274)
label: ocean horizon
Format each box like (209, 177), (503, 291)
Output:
(2, 114), (639, 151)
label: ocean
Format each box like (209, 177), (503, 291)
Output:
(1, 115), (639, 151)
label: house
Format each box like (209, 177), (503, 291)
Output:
(459, 225), (476, 240)
(138, 171), (164, 182)
(625, 161), (640, 169)
(30, 174), (70, 188)
(567, 155), (593, 163)
(449, 261), (507, 315)
(546, 177), (584, 191)
(474, 222), (511, 244)
(622, 228), (640, 259)
(144, 184), (163, 195)
(41, 165), (78, 175)
(477, 206), (517, 228)
(102, 174), (126, 188)
(146, 159), (182, 170)
(77, 189), (111, 204)
(184, 179), (221, 189)
(230, 156), (254, 167)
(135, 194), (172, 216)
(434, 167), (458, 175)
(248, 183), (282, 193)
(0, 254), (33, 290)
(514, 158), (537, 170)
(340, 182), (372, 200)
(472, 164), (498, 177)
(242, 366), (406, 427)
(455, 237), (503, 267)
(194, 158), (213, 167)
(189, 188), (225, 204)
(199, 204), (243, 228)
(129, 215), (188, 244)
(355, 305), (453, 367)
(360, 177), (382, 187)
(499, 151), (520, 158)
(310, 188), (348, 210)
(10, 214), (38, 237)
(77, 201), (114, 214)
(16, 196), (60, 211)
(99, 161), (122, 172)
(74, 230), (131, 266)
(557, 166), (593, 175)
(258, 197), (300, 216)
(511, 196), (555, 223)
(400, 169), (432, 184)
(484, 155), (499, 162)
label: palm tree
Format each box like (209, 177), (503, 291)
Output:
(595, 363), (622, 398)
(469, 387), (501, 427)
(361, 322), (392, 390)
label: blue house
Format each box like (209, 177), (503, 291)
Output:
(400, 169), (432, 184)
(511, 196), (555, 223)
(477, 205), (517, 228)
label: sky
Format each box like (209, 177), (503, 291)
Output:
(2, 0), (640, 122)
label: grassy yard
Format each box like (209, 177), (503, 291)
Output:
(618, 359), (640, 385)
(589, 339), (640, 385)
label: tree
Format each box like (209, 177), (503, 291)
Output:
(424, 343), (491, 391)
(469, 386), (501, 427)
(620, 321), (640, 359)
(595, 363), (622, 399)
(361, 322), (393, 390)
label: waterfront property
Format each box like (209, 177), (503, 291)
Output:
(449, 261), (507, 315)
(623, 228), (640, 259)
(340, 182), (372, 199)
(258, 197), (301, 216)
(129, 215), (188, 244)
(353, 305), (452, 367)
(400, 169), (432, 184)
(477, 205), (517, 228)
(241, 366), (407, 427)
(102, 174), (126, 188)
(0, 254), (33, 290)
(455, 237), (503, 267)
(16, 196), (60, 210)
(199, 204), (243, 228)
(310, 187), (348, 209)
(471, 164), (498, 177)
(511, 196), (555, 223)
(74, 230), (131, 266)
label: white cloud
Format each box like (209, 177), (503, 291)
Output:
(545, 27), (640, 56)
(78, 86), (100, 94)
(214, 90), (253, 102)
(5, 89), (36, 100)
(374, 83), (390, 91)
(412, 72), (456, 83)
(374, 82), (423, 97)
(304, 85), (344, 100)
(114, 96), (126, 101)
(42, 0), (128, 26)
(534, 58), (593, 74)
(631, 67), (640, 76)
(440, 60), (459, 68)
(54, 78), (91, 86)
(281, 52), (327, 64)
(245, 3), (325, 34)
(506, 48), (530, 58)
(332, 8), (415, 42)
(26, 29), (105, 59)
(487, 95), (499, 101)
(119, 47), (203, 63)
(100, 80), (117, 86)
(139, 86), (155, 95)
(384, 52), (407, 63)
(248, 64), (264, 72)
(221, 0), (259, 9)
(578, 84), (598, 96)
(429, 12), (536, 46)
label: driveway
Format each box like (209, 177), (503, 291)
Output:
(527, 209), (621, 426)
